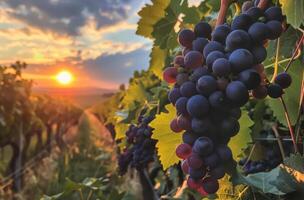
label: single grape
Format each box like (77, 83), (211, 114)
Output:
(203, 41), (225, 58)
(217, 78), (229, 91)
(178, 29), (195, 48)
(266, 20), (283, 40)
(210, 165), (225, 179)
(183, 131), (199, 146)
(163, 67), (178, 83)
(182, 48), (191, 56)
(274, 72), (292, 89)
(203, 153), (220, 169)
(228, 107), (242, 120)
(194, 22), (212, 39)
(170, 118), (183, 133)
(254, 0), (271, 10)
(267, 83), (283, 98)
(252, 85), (268, 99)
(211, 24), (231, 44)
(226, 81), (249, 107)
(229, 49), (254, 73)
(197, 186), (208, 196)
(180, 81), (197, 97)
(176, 73), (189, 86)
(212, 58), (231, 77)
(192, 137), (214, 156)
(238, 69), (261, 90)
(193, 37), (209, 53)
(226, 30), (251, 51)
(181, 159), (190, 174)
(191, 118), (212, 134)
(197, 75), (217, 96)
(168, 87), (181, 104)
(188, 153), (204, 169)
(189, 167), (207, 180)
(251, 45), (267, 64)
(231, 14), (252, 31)
(246, 7), (264, 22)
(176, 143), (192, 159)
(175, 97), (188, 115)
(190, 66), (210, 82)
(216, 145), (233, 162)
(208, 91), (226, 109)
(220, 117), (240, 137)
(206, 51), (225, 70)
(201, 178), (219, 194)
(184, 51), (204, 69)
(265, 6), (283, 22)
(187, 177), (200, 189)
(242, 1), (254, 13)
(187, 95), (210, 118)
(177, 115), (191, 131)
(248, 22), (270, 43)
(174, 55), (184, 66)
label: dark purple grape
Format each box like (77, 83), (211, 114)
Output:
(191, 66), (210, 82)
(201, 178), (219, 194)
(208, 91), (226, 109)
(238, 69), (261, 90)
(176, 143), (192, 159)
(175, 97), (188, 115)
(220, 117), (240, 137)
(212, 58), (231, 77)
(183, 131), (199, 146)
(245, 7), (264, 21)
(248, 22), (270, 43)
(267, 83), (283, 98)
(229, 49), (254, 73)
(216, 145), (233, 162)
(228, 108), (242, 120)
(266, 20), (283, 40)
(252, 85), (268, 99)
(242, 1), (254, 13)
(226, 30), (251, 51)
(168, 87), (181, 104)
(178, 29), (195, 48)
(176, 73), (189, 86)
(226, 81), (249, 107)
(183, 48), (191, 56)
(192, 137), (214, 156)
(203, 153), (220, 169)
(206, 51), (225, 70)
(174, 55), (184, 66)
(211, 24), (230, 44)
(180, 81), (197, 97)
(274, 72), (292, 89)
(196, 75), (217, 96)
(194, 22), (212, 39)
(191, 118), (212, 134)
(187, 95), (210, 118)
(189, 167), (206, 180)
(193, 37), (209, 53)
(177, 115), (191, 131)
(170, 118), (183, 133)
(203, 41), (225, 58)
(251, 45), (267, 64)
(265, 6), (283, 22)
(187, 153), (204, 169)
(231, 14), (252, 31)
(210, 165), (225, 179)
(184, 51), (204, 69)
(217, 78), (229, 91)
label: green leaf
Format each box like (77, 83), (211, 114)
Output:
(149, 45), (168, 79)
(151, 104), (182, 170)
(279, 0), (304, 28)
(284, 153), (304, 173)
(228, 110), (254, 160)
(121, 82), (151, 108)
(136, 0), (170, 38)
(267, 60), (303, 126)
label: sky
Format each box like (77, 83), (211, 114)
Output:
(0, 0), (200, 89)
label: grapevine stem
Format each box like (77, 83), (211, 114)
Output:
(272, 125), (286, 160)
(295, 72), (304, 143)
(270, 38), (280, 83)
(285, 33), (304, 72)
(216, 0), (231, 26)
(257, 0), (269, 10)
(242, 143), (256, 170)
(279, 97), (299, 153)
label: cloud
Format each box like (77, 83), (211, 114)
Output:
(2, 0), (134, 36)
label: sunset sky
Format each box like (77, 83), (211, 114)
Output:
(0, 0), (199, 89)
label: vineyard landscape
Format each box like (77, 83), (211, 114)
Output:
(0, 0), (303, 199)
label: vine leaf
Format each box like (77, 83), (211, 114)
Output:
(149, 45), (168, 79)
(279, 0), (304, 28)
(151, 104), (182, 170)
(228, 110), (254, 160)
(267, 60), (303, 126)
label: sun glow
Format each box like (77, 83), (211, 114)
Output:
(55, 70), (74, 85)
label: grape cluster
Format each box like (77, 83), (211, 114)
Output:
(163, 1), (289, 195)
(118, 113), (156, 175)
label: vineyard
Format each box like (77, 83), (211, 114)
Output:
(0, 0), (304, 199)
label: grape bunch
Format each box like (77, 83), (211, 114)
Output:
(163, 1), (290, 195)
(118, 113), (156, 175)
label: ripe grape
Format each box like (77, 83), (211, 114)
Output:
(182, 48), (191, 56)
(177, 115), (191, 131)
(189, 168), (206, 180)
(228, 108), (242, 120)
(192, 137), (214, 156)
(212, 58), (231, 77)
(176, 143), (192, 159)
(181, 159), (190, 174)
(251, 45), (267, 64)
(210, 165), (225, 179)
(180, 81), (197, 97)
(248, 22), (270, 43)
(245, 7), (264, 21)
(264, 6), (283, 22)
(209, 91), (226, 109)
(203, 153), (220, 169)
(187, 178), (200, 189)
(217, 78), (229, 91)
(191, 118), (212, 134)
(266, 20), (283, 40)
(174, 55), (184, 66)
(188, 153), (204, 169)
(178, 29), (195, 48)
(170, 118), (183, 132)
(226, 81), (249, 107)
(238, 69), (261, 89)
(203, 41), (225, 58)
(229, 49), (254, 73)
(193, 37), (209, 53)
(216, 145), (233, 162)
(201, 178), (219, 194)
(191, 66), (210, 82)
(252, 85), (268, 99)
(226, 30), (251, 51)
(175, 97), (188, 115)
(168, 87), (181, 104)
(176, 73), (189, 86)
(274, 72), (292, 89)
(197, 75), (217, 96)
(194, 22), (212, 39)
(206, 51), (225, 70)
(231, 14), (252, 31)
(267, 83), (283, 98)
(211, 24), (230, 44)
(242, 1), (254, 13)
(183, 131), (199, 146)
(220, 117), (240, 137)
(163, 67), (178, 83)
(187, 95), (210, 118)
(184, 51), (204, 68)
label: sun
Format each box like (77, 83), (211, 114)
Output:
(55, 70), (74, 85)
